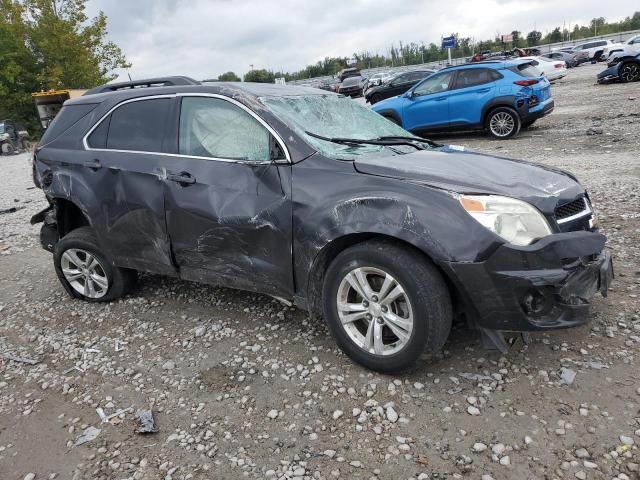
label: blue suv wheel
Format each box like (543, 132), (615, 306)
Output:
(485, 106), (521, 139)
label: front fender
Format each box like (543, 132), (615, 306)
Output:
(292, 167), (500, 303)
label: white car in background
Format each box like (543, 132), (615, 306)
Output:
(602, 35), (640, 61)
(519, 56), (568, 81)
(571, 39), (614, 62)
(366, 71), (392, 88)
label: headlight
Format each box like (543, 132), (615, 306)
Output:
(458, 195), (552, 246)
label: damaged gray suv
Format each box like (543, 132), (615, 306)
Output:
(32, 76), (613, 373)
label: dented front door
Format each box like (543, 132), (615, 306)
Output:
(164, 95), (294, 296)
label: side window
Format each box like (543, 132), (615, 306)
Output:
(391, 74), (409, 85)
(413, 71), (454, 96)
(489, 69), (503, 81)
(99, 98), (171, 152)
(179, 97), (270, 161)
(453, 69), (493, 89)
(87, 115), (110, 148)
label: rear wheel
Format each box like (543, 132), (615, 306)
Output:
(370, 93), (382, 104)
(486, 107), (521, 139)
(54, 227), (137, 302)
(322, 240), (452, 373)
(619, 62), (640, 83)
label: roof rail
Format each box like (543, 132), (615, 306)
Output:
(83, 76), (201, 96)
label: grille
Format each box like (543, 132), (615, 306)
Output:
(555, 197), (588, 222)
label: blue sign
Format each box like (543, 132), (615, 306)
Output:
(442, 35), (456, 49)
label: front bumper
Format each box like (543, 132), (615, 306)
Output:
(443, 231), (613, 332)
(597, 65), (620, 83)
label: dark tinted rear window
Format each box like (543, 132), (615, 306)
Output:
(106, 98), (170, 152)
(40, 104), (98, 146)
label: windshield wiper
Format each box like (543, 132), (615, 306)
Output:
(377, 135), (441, 148)
(305, 131), (426, 151)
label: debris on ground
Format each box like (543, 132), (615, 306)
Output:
(74, 426), (101, 446)
(135, 409), (159, 434)
(559, 367), (577, 385)
(1, 352), (39, 365)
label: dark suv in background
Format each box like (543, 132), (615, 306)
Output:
(364, 70), (434, 104)
(32, 76), (612, 373)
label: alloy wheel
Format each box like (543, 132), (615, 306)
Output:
(489, 112), (516, 137)
(60, 248), (109, 298)
(336, 267), (414, 356)
(620, 63), (640, 82)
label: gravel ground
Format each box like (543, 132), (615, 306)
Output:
(0, 63), (639, 480)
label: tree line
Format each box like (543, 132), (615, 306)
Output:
(0, 0), (129, 132)
(230, 11), (640, 83)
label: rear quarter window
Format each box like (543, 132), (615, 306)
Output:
(39, 103), (98, 146)
(511, 62), (542, 77)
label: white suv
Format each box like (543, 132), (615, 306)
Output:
(572, 39), (614, 62)
(603, 35), (640, 60)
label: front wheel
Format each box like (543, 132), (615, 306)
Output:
(486, 107), (521, 139)
(53, 227), (137, 302)
(619, 62), (640, 83)
(322, 240), (452, 373)
(370, 93), (382, 104)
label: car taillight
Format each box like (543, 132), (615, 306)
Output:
(514, 79), (539, 86)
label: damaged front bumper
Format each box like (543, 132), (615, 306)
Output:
(443, 231), (613, 332)
(597, 65), (620, 84)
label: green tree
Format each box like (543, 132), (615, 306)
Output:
(526, 30), (542, 46)
(548, 27), (562, 43)
(218, 71), (240, 81)
(0, 0), (130, 132)
(244, 69), (275, 83)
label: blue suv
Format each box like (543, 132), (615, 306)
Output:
(371, 60), (554, 139)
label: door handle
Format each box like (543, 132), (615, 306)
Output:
(83, 159), (102, 170)
(434, 97), (447, 101)
(167, 171), (196, 186)
(477, 88), (491, 93)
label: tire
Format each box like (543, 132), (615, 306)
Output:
(619, 62), (640, 83)
(486, 107), (521, 139)
(1, 142), (14, 155)
(521, 119), (536, 129)
(370, 93), (382, 104)
(322, 240), (452, 373)
(383, 115), (401, 126)
(53, 227), (137, 303)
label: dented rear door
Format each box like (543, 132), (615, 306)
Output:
(163, 95), (294, 296)
(82, 96), (176, 275)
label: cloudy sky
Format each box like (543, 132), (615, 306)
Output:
(85, 0), (637, 81)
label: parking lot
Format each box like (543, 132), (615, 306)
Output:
(0, 63), (639, 480)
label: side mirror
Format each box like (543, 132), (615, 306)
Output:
(404, 90), (415, 99)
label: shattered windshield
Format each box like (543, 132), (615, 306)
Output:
(260, 94), (417, 159)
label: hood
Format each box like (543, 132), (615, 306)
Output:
(354, 146), (584, 213)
